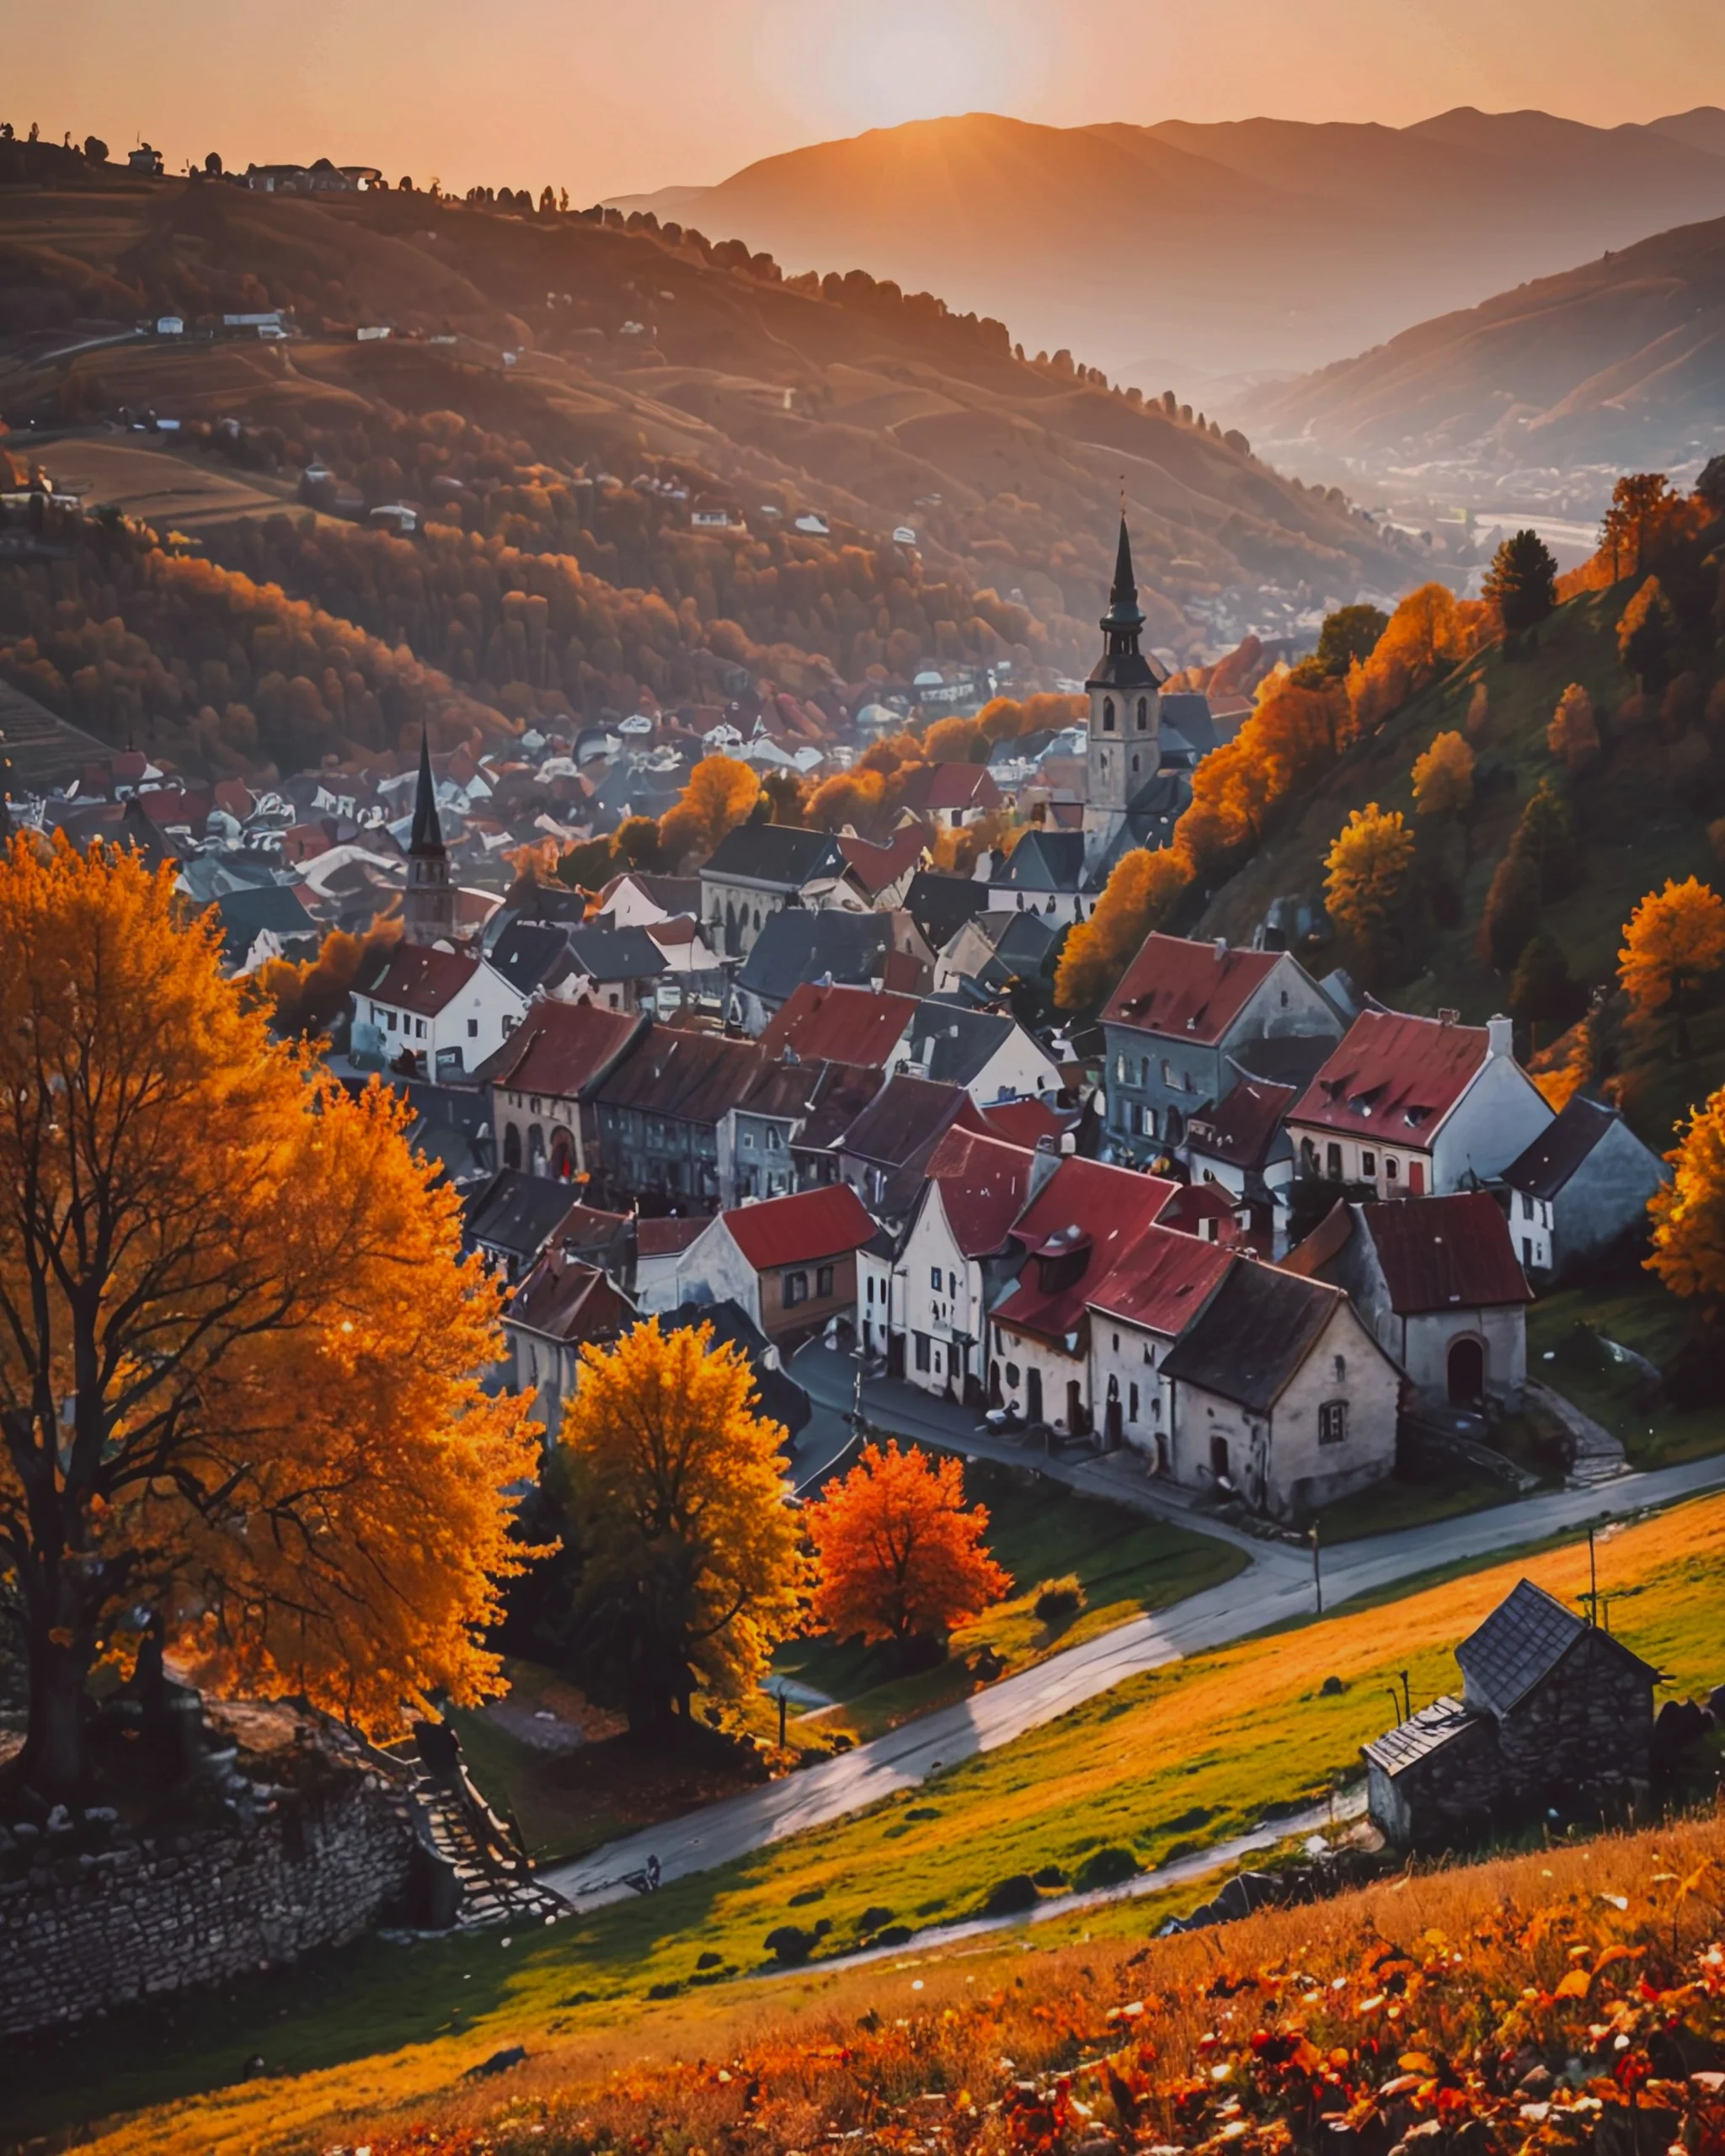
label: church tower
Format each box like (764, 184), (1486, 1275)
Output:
(1082, 515), (1163, 872)
(403, 728), (457, 946)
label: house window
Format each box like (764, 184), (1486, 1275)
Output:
(1140, 1104), (1156, 1138)
(1005, 1360), (1020, 1387)
(948, 1271), (957, 1297)
(1520, 1192), (1533, 1219)
(1135, 697), (1148, 732)
(1333, 1354), (1346, 1381)
(1523, 1236), (1534, 1267)
(1360, 1150), (1375, 1177)
(767, 1128), (783, 1150)
(387, 1010), (398, 1032)
(1386, 1157), (1400, 1182)
(930, 1265), (943, 1289)
(1112, 1331), (1119, 1353)
(1101, 696), (1116, 733)
(914, 1333), (932, 1371)
(1326, 1142), (1343, 1180)
(743, 1131), (755, 1149)
(467, 1017), (479, 1038)
(866, 1276), (875, 1304)
(784, 1270), (809, 1306)
(1129, 1383), (1140, 1421)
(1114, 1053), (1125, 1084)
(1319, 1401), (1348, 1447)
(817, 1264), (834, 1298)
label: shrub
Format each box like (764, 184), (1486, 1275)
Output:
(980, 1873), (1042, 1916)
(788, 1885), (825, 1906)
(763, 1924), (819, 1965)
(1075, 1844), (1141, 1889)
(855, 1905), (895, 1933)
(1033, 1574), (1087, 1623)
(1031, 1864), (1069, 1889)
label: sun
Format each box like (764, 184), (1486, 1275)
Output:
(756, 0), (1047, 138)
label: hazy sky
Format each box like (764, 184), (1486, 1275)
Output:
(13, 0), (1725, 198)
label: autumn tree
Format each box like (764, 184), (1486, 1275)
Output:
(1412, 729), (1475, 819)
(1311, 604), (1389, 679)
(554, 1318), (805, 1728)
(1515, 780), (1583, 901)
(1619, 875), (1725, 1055)
(1464, 681), (1490, 737)
(1509, 930), (1584, 1035)
(1599, 473), (1688, 580)
(1055, 846), (1191, 1010)
(804, 1441), (1010, 1652)
(1480, 849), (1542, 975)
(658, 755), (761, 865)
(0, 839), (537, 1799)
(1547, 683), (1600, 772)
(1618, 576), (1677, 691)
(1324, 803), (1414, 955)
(1482, 528), (1559, 636)
(1647, 1086), (1725, 1304)
(256, 917), (402, 1039)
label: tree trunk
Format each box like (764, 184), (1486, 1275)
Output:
(19, 1611), (91, 1801)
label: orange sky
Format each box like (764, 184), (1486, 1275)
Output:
(13, 0), (1725, 198)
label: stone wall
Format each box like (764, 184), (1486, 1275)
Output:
(0, 1763), (413, 2037)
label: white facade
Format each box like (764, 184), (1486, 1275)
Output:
(897, 1021), (1062, 1104)
(360, 961), (526, 1073)
(897, 1187), (990, 1401)
(857, 1244), (896, 1363)
(1087, 1312), (1180, 1463)
(1429, 1041), (1555, 1192)
(1504, 1186), (1554, 1274)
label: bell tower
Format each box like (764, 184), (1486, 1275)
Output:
(403, 727), (457, 946)
(1083, 515), (1162, 871)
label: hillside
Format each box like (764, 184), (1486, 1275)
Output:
(611, 106), (1725, 387)
(1245, 210), (1725, 483)
(0, 170), (1407, 760)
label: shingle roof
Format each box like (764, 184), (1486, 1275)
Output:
(565, 923), (669, 983)
(905, 869), (992, 951)
(593, 1026), (762, 1121)
(838, 1075), (987, 1214)
(991, 1158), (1178, 1345)
(1290, 1010), (1488, 1142)
(993, 830), (1087, 893)
(488, 917), (578, 995)
(508, 1251), (634, 1344)
(472, 1000), (643, 1097)
(1187, 1076), (1298, 1171)
(837, 826), (927, 894)
(1160, 1260), (1346, 1414)
(736, 910), (895, 1009)
(601, 871), (702, 916)
(1455, 1577), (1657, 1716)
(758, 982), (917, 1069)
(1500, 1094), (1628, 1200)
(1101, 932), (1279, 1042)
(636, 1215), (707, 1259)
(896, 762), (1002, 814)
(1362, 1192), (1532, 1315)
(1362, 1696), (1477, 1777)
(463, 1170), (588, 1262)
(721, 1183), (878, 1270)
(358, 942), (479, 1017)
(210, 883), (318, 963)
(924, 1126), (1038, 1257)
(1087, 1221), (1232, 1334)
(980, 1096), (1077, 1150)
(701, 823), (844, 889)
(903, 1003), (1054, 1091)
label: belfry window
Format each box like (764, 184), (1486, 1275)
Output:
(1101, 696), (1116, 733)
(1136, 697), (1149, 731)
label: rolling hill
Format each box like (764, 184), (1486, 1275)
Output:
(1241, 210), (1725, 484)
(611, 106), (1725, 390)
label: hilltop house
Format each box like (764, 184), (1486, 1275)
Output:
(353, 943), (526, 1079)
(655, 1184), (878, 1351)
(1102, 933), (1343, 1166)
(1498, 1094), (1669, 1281)
(476, 1000), (644, 1180)
(1284, 1191), (1532, 1409)
(1286, 1010), (1552, 1199)
(698, 824), (852, 958)
(1365, 1578), (1661, 1848)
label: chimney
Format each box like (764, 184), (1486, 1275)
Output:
(1213, 937), (1227, 963)
(1487, 1013), (1513, 1059)
(868, 975), (884, 994)
(1437, 1007), (1459, 1027)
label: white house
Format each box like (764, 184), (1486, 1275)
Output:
(1498, 1093), (1669, 1281)
(1286, 1010), (1552, 1199)
(893, 1127), (1045, 1405)
(1085, 1225), (1235, 1465)
(893, 1002), (1065, 1106)
(353, 943), (526, 1077)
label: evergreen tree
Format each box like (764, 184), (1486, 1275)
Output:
(1482, 528), (1559, 635)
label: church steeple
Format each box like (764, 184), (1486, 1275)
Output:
(1082, 510), (1164, 874)
(403, 727), (457, 946)
(1101, 515), (1146, 649)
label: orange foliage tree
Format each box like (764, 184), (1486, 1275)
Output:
(805, 1441), (1010, 1648)
(1618, 876), (1725, 1055)
(256, 917), (402, 1038)
(1055, 846), (1191, 1011)
(555, 1318), (805, 1727)
(1324, 803), (1415, 956)
(1647, 1086), (1725, 1304)
(0, 839), (537, 1797)
(1411, 729), (1475, 819)
(1547, 684), (1600, 772)
(658, 755), (761, 865)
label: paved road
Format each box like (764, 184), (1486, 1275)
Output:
(542, 1358), (1725, 1912)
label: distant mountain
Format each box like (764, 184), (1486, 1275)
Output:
(1241, 211), (1725, 481)
(611, 108), (1725, 387)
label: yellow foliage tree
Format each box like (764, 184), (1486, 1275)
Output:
(554, 1318), (806, 1727)
(1618, 876), (1725, 1054)
(1324, 803), (1415, 951)
(657, 755), (761, 865)
(1647, 1086), (1725, 1303)
(1411, 729), (1476, 818)
(1546, 684), (1600, 772)
(0, 838), (537, 1797)
(1055, 846), (1190, 1011)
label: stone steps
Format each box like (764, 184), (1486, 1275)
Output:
(402, 1765), (568, 1930)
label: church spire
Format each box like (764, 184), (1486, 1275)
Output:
(409, 726), (444, 856)
(403, 726), (457, 947)
(1100, 513), (1146, 650)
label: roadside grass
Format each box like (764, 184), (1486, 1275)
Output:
(1530, 1278), (1725, 1469)
(1314, 1465), (1517, 1542)
(19, 1491), (1725, 2153)
(774, 1460), (1247, 1744)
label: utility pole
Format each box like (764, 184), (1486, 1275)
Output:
(1399, 1668), (1412, 1721)
(1311, 1517), (1323, 1616)
(1587, 1522), (1599, 1625)
(776, 1683), (788, 1750)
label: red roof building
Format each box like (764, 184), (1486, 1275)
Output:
(895, 762), (1003, 825)
(476, 1001), (646, 1182)
(757, 981), (918, 1070)
(678, 1183), (878, 1350)
(1102, 933), (1280, 1041)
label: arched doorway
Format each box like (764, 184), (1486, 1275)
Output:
(1026, 1367), (1044, 1424)
(1066, 1378), (1087, 1438)
(503, 1123), (521, 1170)
(1103, 1378), (1123, 1450)
(527, 1122), (546, 1175)
(550, 1127), (574, 1180)
(1210, 1433), (1231, 1483)
(1447, 1336), (1486, 1405)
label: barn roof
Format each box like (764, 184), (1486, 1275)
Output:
(1362, 1696), (1477, 1777)
(1456, 1577), (1658, 1715)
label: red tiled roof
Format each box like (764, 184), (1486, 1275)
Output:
(1187, 1077), (1297, 1170)
(473, 1000), (643, 1097)
(838, 826), (927, 894)
(758, 982), (918, 1069)
(1088, 1222), (1233, 1335)
(925, 1126), (1037, 1257)
(981, 1096), (1077, 1150)
(595, 1027), (763, 1122)
(1101, 932), (1279, 1042)
(636, 1215), (707, 1259)
(722, 1183), (877, 1271)
(509, 1253), (634, 1345)
(359, 942), (479, 1017)
(896, 763), (1002, 814)
(1289, 1010), (1487, 1143)
(992, 1157), (1178, 1345)
(1157, 1182), (1241, 1243)
(1361, 1192), (1532, 1315)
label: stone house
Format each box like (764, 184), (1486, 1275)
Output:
(1159, 1260), (1402, 1518)
(476, 1000), (644, 1181)
(1498, 1093), (1669, 1281)
(1284, 1191), (1532, 1409)
(894, 1127), (1048, 1404)
(895, 1001), (1065, 1104)
(835, 1072), (991, 1223)
(1286, 1009), (1552, 1200)
(1102, 933), (1343, 1167)
(585, 1026), (764, 1213)
(504, 1253), (638, 1443)
(1365, 1578), (1661, 1848)
(1086, 1225), (1234, 1464)
(989, 829), (1092, 925)
(660, 1183), (879, 1351)
(353, 943), (527, 1080)
(698, 823), (852, 958)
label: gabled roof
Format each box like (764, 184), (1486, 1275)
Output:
(1501, 1094), (1655, 1200)
(358, 942), (479, 1017)
(210, 883), (318, 963)
(981, 1095), (1077, 1150)
(838, 1075), (987, 1215)
(472, 999), (644, 1097)
(1363, 1696), (1477, 1778)
(636, 1214), (707, 1259)
(924, 1126), (1038, 1257)
(508, 1251), (634, 1345)
(1160, 1260), (1348, 1414)
(1456, 1578), (1658, 1716)
(1102, 932), (1280, 1043)
(788, 1061), (887, 1154)
(758, 981), (917, 1069)
(838, 825), (927, 894)
(565, 923), (668, 983)
(488, 917), (578, 996)
(593, 1026), (762, 1122)
(599, 870), (702, 916)
(701, 823), (844, 889)
(736, 910), (895, 1009)
(991, 1157), (1178, 1345)
(463, 1169), (589, 1261)
(992, 830), (1087, 893)
(1360, 1192), (1532, 1315)
(1087, 1220), (1232, 1335)
(896, 762), (1001, 814)
(901, 1002), (1055, 1091)
(1187, 1075), (1298, 1171)
(1289, 1009), (1488, 1142)
(721, 1183), (877, 1271)
(905, 868), (992, 951)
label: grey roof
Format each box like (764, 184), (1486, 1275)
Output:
(488, 917), (578, 995)
(210, 884), (318, 963)
(662, 1299), (810, 1438)
(1363, 1696), (1477, 1777)
(1161, 1260), (1343, 1414)
(1455, 1577), (1658, 1715)
(565, 923), (669, 983)
(994, 830), (1087, 894)
(1157, 692), (1218, 755)
(701, 823), (844, 891)
(462, 1169), (583, 1262)
(736, 909), (894, 1008)
(901, 1002), (1048, 1090)
(905, 869), (991, 950)
(1501, 1095), (1638, 1200)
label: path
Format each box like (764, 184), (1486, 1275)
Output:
(542, 1354), (1725, 1912)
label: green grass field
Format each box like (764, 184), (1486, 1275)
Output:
(1530, 1277), (1725, 1468)
(18, 1492), (1725, 2150)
